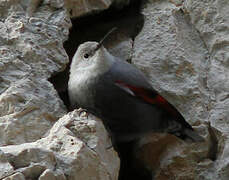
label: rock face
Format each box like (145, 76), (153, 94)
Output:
(64, 0), (130, 18)
(1, 0), (229, 179)
(183, 1), (229, 178)
(0, 0), (120, 179)
(0, 0), (69, 145)
(132, 0), (229, 179)
(0, 110), (119, 180)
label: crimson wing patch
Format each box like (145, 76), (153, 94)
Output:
(115, 80), (178, 116)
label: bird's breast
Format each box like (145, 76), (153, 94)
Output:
(68, 71), (99, 109)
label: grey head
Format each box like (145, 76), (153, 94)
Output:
(68, 28), (117, 110)
(69, 41), (115, 79)
(70, 27), (117, 77)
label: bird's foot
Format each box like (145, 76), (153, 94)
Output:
(106, 144), (113, 150)
(105, 134), (117, 150)
(77, 108), (89, 118)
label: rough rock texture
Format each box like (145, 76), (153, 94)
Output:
(0, 0), (120, 179)
(183, 0), (229, 179)
(51, 0), (143, 100)
(0, 0), (69, 145)
(103, 31), (133, 61)
(1, 0), (229, 179)
(132, 0), (229, 179)
(64, 0), (112, 18)
(64, 0), (130, 18)
(0, 110), (119, 180)
(0, 77), (66, 146)
(0, 150), (14, 178)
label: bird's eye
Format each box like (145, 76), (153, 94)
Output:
(84, 53), (89, 59)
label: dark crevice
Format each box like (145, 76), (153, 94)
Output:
(49, 1), (145, 111)
(115, 140), (153, 180)
(49, 1), (152, 179)
(49, 0), (144, 112)
(207, 122), (219, 161)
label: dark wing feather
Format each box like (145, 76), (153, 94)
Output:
(110, 58), (193, 130)
(115, 81), (178, 116)
(95, 57), (204, 142)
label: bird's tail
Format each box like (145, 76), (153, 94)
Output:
(182, 128), (205, 142)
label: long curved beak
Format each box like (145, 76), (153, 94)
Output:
(94, 27), (117, 51)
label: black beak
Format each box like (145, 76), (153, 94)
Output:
(95, 27), (117, 51)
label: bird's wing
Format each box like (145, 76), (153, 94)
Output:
(114, 80), (178, 117)
(109, 58), (192, 129)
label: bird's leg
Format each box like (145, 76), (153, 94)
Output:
(77, 108), (89, 118)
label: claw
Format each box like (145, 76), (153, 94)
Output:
(106, 134), (116, 150)
(106, 144), (113, 150)
(77, 108), (89, 118)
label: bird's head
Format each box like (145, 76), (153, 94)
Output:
(72, 41), (101, 68)
(70, 28), (117, 76)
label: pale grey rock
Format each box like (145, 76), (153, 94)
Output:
(183, 0), (229, 179)
(0, 150), (14, 179)
(2, 0), (228, 179)
(105, 32), (133, 61)
(64, 0), (112, 18)
(133, 0), (208, 126)
(3, 0), (71, 78)
(64, 0), (130, 18)
(108, 38), (133, 61)
(38, 169), (66, 180)
(0, 0), (120, 179)
(183, 0), (229, 130)
(3, 172), (26, 180)
(0, 77), (66, 145)
(0, 0), (70, 146)
(132, 0), (229, 179)
(42, 110), (120, 180)
(1, 110), (120, 180)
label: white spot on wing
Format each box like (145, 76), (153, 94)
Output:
(115, 83), (135, 96)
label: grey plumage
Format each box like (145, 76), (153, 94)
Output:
(68, 41), (204, 143)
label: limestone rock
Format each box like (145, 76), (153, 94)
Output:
(133, 0), (208, 126)
(64, 0), (130, 18)
(0, 0), (121, 179)
(183, 0), (229, 179)
(104, 31), (133, 61)
(132, 0), (229, 179)
(0, 0), (70, 146)
(0, 150), (14, 179)
(3, 172), (26, 180)
(1, 110), (120, 180)
(0, 77), (66, 145)
(1, 0), (229, 179)
(64, 0), (112, 18)
(135, 128), (210, 179)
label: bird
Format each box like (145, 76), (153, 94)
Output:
(68, 28), (204, 144)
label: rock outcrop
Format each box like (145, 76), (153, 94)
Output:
(0, 110), (119, 180)
(132, 0), (229, 179)
(64, 0), (130, 18)
(0, 0), (119, 179)
(0, 0), (229, 179)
